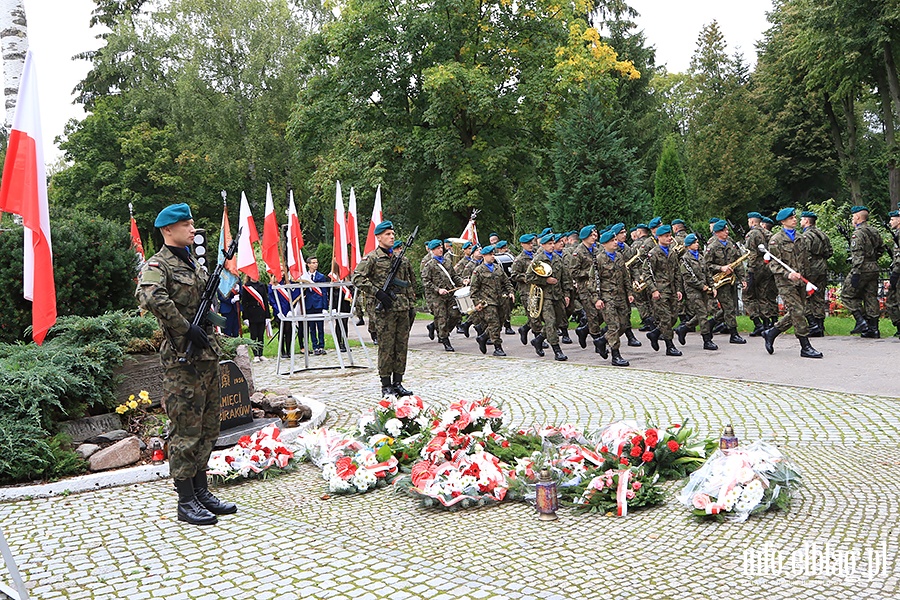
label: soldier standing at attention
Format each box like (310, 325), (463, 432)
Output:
(643, 224), (684, 356)
(594, 229), (634, 366)
(886, 210), (900, 337)
(761, 208), (823, 358)
(842, 205), (885, 338)
(351, 221), (417, 396)
(526, 233), (570, 361)
(799, 210), (833, 337)
(705, 219), (747, 344)
(136, 203), (236, 526)
(675, 234), (718, 351)
(469, 245), (515, 356)
(421, 239), (462, 352)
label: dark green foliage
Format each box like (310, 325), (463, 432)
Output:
(653, 134), (691, 222)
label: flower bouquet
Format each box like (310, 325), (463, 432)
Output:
(561, 468), (667, 515)
(207, 424), (296, 483)
(320, 447), (399, 494)
(596, 418), (709, 480)
(676, 441), (802, 522)
(404, 450), (514, 509)
(357, 394), (431, 439)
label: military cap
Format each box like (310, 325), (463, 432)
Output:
(684, 233), (698, 246)
(374, 220), (393, 234)
(553, 233), (564, 242)
(579, 224), (597, 240)
(850, 205), (869, 214)
(567, 230), (578, 237)
(712, 220), (728, 232)
(393, 240), (404, 249)
(610, 223), (625, 235)
(747, 211), (763, 220)
(489, 232), (499, 239)
(800, 210), (817, 219)
(154, 203), (193, 228)
(648, 217), (663, 228)
(539, 233), (555, 245)
(776, 207), (795, 222)
(672, 219), (685, 226)
(629, 226), (638, 233)
(481, 244), (495, 255)
(709, 217), (720, 224)
(519, 234), (536, 244)
(889, 210), (900, 218)
(761, 216), (774, 225)
(636, 223), (650, 231)
(656, 224), (673, 236)
(463, 241), (473, 249)
(496, 240), (508, 248)
(425, 239), (442, 250)
(598, 230), (615, 244)
(539, 227), (553, 237)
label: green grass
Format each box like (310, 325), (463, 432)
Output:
(231, 327), (364, 358)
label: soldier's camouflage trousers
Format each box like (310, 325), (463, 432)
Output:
(480, 305), (503, 344)
(374, 308), (411, 378)
(841, 271), (880, 319)
(600, 299), (628, 350)
(804, 270), (829, 320)
(682, 289), (712, 335)
(164, 359), (221, 481)
(431, 296), (461, 339)
(773, 282), (810, 336)
(651, 293), (679, 340)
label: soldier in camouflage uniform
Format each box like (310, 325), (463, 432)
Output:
(469, 245), (515, 356)
(675, 234), (718, 351)
(511, 234), (541, 344)
(614, 224), (642, 347)
(553, 234), (574, 343)
(421, 239), (462, 351)
(526, 233), (571, 361)
(594, 229), (634, 366)
(136, 203), (236, 526)
(841, 205), (885, 338)
(744, 212), (774, 336)
(800, 210), (833, 337)
(761, 208), (823, 358)
(351, 220), (417, 396)
(643, 225), (684, 356)
(630, 224), (655, 330)
(705, 220), (747, 344)
(886, 210), (900, 337)
(570, 225), (605, 352)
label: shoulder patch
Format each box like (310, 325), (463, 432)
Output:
(140, 268), (163, 285)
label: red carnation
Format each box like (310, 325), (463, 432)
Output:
(501, 440), (510, 448)
(619, 457), (630, 465)
(631, 435), (643, 446)
(600, 445), (609, 453)
(335, 456), (357, 480)
(629, 445), (642, 457)
(642, 451), (654, 463)
(667, 440), (680, 452)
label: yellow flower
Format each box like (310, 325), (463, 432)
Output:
(139, 390), (150, 401)
(127, 400), (138, 410)
(129, 394), (135, 401)
(115, 405), (128, 414)
(142, 398), (152, 405)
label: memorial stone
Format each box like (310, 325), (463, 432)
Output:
(219, 360), (253, 431)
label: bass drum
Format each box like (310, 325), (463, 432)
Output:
(453, 286), (476, 314)
(494, 252), (514, 277)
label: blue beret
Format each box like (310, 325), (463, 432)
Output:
(889, 210), (900, 218)
(800, 211), (817, 219)
(579, 224), (597, 240)
(425, 239), (441, 250)
(709, 217), (720, 224)
(671, 219), (685, 226)
(610, 223), (625, 235)
(712, 220), (727, 232)
(480, 244), (495, 255)
(762, 216), (774, 225)
(489, 232), (499, 238)
(747, 212), (763, 220)
(496, 240), (508, 248)
(539, 227), (552, 236)
(154, 203), (193, 227)
(656, 224), (673, 236)
(519, 234), (536, 244)
(648, 217), (662, 228)
(553, 233), (564, 242)
(374, 220), (393, 235)
(776, 208), (795, 222)
(443, 239), (451, 244)
(463, 241), (473, 249)
(539, 233), (555, 244)
(850, 205), (869, 214)
(567, 230), (578, 237)
(629, 226), (638, 233)
(598, 230), (615, 244)
(636, 223), (649, 231)
(684, 233), (698, 245)
(393, 240), (404, 249)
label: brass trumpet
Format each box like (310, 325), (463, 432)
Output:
(711, 251), (751, 289)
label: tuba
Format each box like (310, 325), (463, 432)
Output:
(527, 261), (552, 318)
(446, 237), (466, 268)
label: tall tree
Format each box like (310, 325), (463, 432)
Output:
(0, 0), (27, 130)
(653, 134), (689, 222)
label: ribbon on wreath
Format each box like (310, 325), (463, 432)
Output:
(616, 469), (631, 517)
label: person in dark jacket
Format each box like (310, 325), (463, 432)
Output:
(218, 282), (241, 337)
(269, 278), (303, 357)
(241, 275), (271, 361)
(304, 257), (331, 355)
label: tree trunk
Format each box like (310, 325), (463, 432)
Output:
(0, 0), (26, 131)
(878, 67), (900, 211)
(822, 92), (862, 205)
(884, 41), (900, 120)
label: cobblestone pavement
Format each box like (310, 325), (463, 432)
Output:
(2, 350), (899, 600)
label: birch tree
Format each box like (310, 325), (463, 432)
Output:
(0, 0), (27, 131)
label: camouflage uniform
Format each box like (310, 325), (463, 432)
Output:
(351, 246), (416, 379)
(135, 246), (221, 481)
(744, 226), (778, 324)
(680, 249), (714, 336)
(469, 262), (514, 345)
(643, 244), (683, 341)
(421, 255), (462, 341)
(886, 229), (900, 331)
(841, 221), (884, 322)
(596, 249), (631, 349)
(510, 248), (542, 336)
(766, 228), (810, 336)
(705, 237), (746, 330)
(630, 236), (654, 327)
(801, 225), (833, 322)
(570, 242), (604, 336)
(526, 250), (570, 345)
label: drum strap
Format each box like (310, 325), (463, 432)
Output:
(435, 261), (456, 286)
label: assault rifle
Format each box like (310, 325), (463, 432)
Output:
(884, 220), (900, 248)
(836, 223), (853, 252)
(375, 225), (420, 311)
(179, 227), (242, 363)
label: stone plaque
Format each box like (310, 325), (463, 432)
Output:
(59, 413), (124, 443)
(219, 360), (253, 430)
(114, 354), (164, 408)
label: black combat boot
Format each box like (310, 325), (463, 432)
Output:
(646, 327), (661, 352)
(749, 317), (765, 337)
(860, 317), (880, 338)
(593, 334), (608, 359)
(850, 311), (870, 334)
(193, 471), (237, 515)
(806, 316), (823, 337)
(575, 324), (589, 348)
(356, 316), (365, 326)
(474, 324), (485, 336)
(460, 321), (472, 337)
(559, 327), (573, 344)
(664, 338), (682, 356)
(426, 322), (436, 340)
(504, 321), (515, 335)
(476, 333), (489, 354)
(380, 376), (394, 397)
(712, 320), (727, 335)
(674, 323), (689, 346)
(531, 333), (546, 357)
(729, 328), (746, 344)
(638, 317), (655, 332)
(551, 344), (568, 361)
(440, 337), (455, 352)
(492, 343), (506, 357)
(392, 375), (413, 396)
(518, 324), (530, 345)
(174, 478), (217, 526)
(624, 328), (642, 347)
(701, 333), (718, 351)
(610, 348), (629, 367)
(762, 326), (780, 355)
(797, 335), (823, 358)
(573, 309), (587, 327)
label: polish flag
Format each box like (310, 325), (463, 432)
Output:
(0, 50), (56, 345)
(237, 191), (260, 280)
(347, 187), (361, 270)
(286, 190), (305, 281)
(364, 185), (383, 255)
(130, 215), (144, 260)
(262, 183), (283, 282)
(332, 181), (350, 280)
(460, 214), (479, 245)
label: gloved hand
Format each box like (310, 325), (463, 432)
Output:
(375, 289), (393, 309)
(890, 272), (899, 290)
(231, 295), (240, 304)
(186, 323), (210, 349)
(850, 273), (860, 288)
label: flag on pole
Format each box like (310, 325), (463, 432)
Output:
(129, 213), (144, 260)
(286, 190), (305, 281)
(237, 191), (260, 280)
(0, 50), (56, 345)
(217, 199), (239, 297)
(332, 181), (350, 280)
(459, 210), (479, 246)
(364, 184), (383, 255)
(347, 186), (361, 270)
(262, 183), (283, 282)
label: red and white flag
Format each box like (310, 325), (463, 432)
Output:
(460, 213), (479, 245)
(332, 181), (350, 280)
(364, 184), (383, 255)
(130, 215), (144, 260)
(237, 191), (260, 280)
(347, 186), (361, 271)
(286, 190), (305, 281)
(0, 50), (56, 345)
(262, 183), (283, 282)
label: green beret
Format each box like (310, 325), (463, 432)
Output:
(636, 223), (649, 231)
(496, 240), (508, 248)
(850, 205), (869, 214)
(539, 233), (554, 245)
(374, 220), (393, 235)
(480, 244), (495, 255)
(800, 211), (817, 219)
(539, 227), (552, 237)
(579, 224), (597, 240)
(776, 207), (795, 222)
(519, 234), (535, 244)
(610, 223), (625, 235)
(656, 224), (673, 236)
(684, 233), (698, 245)
(672, 219), (685, 226)
(598, 230), (615, 244)
(889, 210), (900, 218)
(553, 233), (564, 242)
(747, 212), (763, 220)
(709, 217), (719, 224)
(425, 239), (441, 250)
(154, 203), (193, 228)
(648, 217), (663, 228)
(712, 220), (727, 232)
(762, 216), (774, 225)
